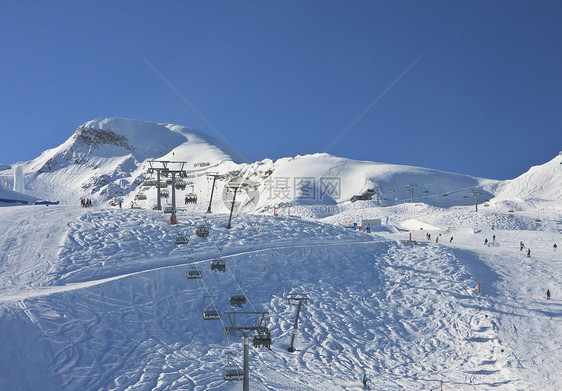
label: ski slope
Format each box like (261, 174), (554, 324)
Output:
(1, 200), (561, 390)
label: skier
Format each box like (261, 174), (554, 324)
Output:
(554, 243), (558, 252)
(484, 238), (488, 246)
(493, 234), (496, 241)
(520, 241), (524, 251)
(547, 289), (551, 300)
(362, 373), (368, 388)
(436, 237), (439, 243)
(449, 236), (453, 243)
(527, 248), (531, 257)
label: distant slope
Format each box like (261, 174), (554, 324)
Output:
(491, 153), (562, 205)
(0, 118), (248, 205)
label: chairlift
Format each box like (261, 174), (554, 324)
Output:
(196, 225), (209, 237)
(441, 193), (448, 199)
(389, 188), (395, 193)
(174, 234), (188, 245)
(160, 189), (169, 198)
(186, 264), (202, 279)
(164, 206), (175, 213)
(135, 193), (147, 200)
(175, 179), (187, 190)
(156, 181), (168, 188)
(229, 293), (246, 308)
(253, 330), (272, 349)
(202, 307), (220, 320)
(143, 179), (158, 186)
(422, 190), (429, 195)
(161, 168), (170, 177)
(463, 195), (469, 199)
(185, 185), (198, 204)
(210, 258), (226, 272)
(223, 352), (243, 381)
(166, 178), (173, 185)
(405, 186), (411, 192)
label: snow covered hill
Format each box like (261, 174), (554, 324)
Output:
(491, 153), (562, 209)
(1, 119), (561, 390)
(0, 200), (560, 390)
(0, 118), (503, 212)
(0, 118), (249, 205)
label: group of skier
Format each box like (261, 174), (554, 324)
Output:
(80, 198), (92, 207)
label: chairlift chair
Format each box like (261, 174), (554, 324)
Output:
(143, 179), (158, 186)
(186, 264), (202, 279)
(202, 307), (221, 320)
(441, 193), (448, 199)
(229, 293), (246, 308)
(175, 179), (187, 190)
(196, 225), (209, 237)
(164, 206), (175, 213)
(185, 194), (197, 204)
(135, 193), (147, 200)
(156, 181), (168, 188)
(422, 190), (429, 195)
(174, 234), (188, 245)
(253, 331), (272, 349)
(210, 258), (226, 272)
(161, 168), (170, 177)
(223, 352), (244, 381)
(160, 189), (170, 198)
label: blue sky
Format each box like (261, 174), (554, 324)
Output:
(0, 1), (560, 180)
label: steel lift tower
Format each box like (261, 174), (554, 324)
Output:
(223, 311), (270, 391)
(148, 160), (187, 224)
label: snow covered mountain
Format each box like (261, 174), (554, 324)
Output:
(491, 153), (562, 208)
(0, 118), (248, 204)
(1, 119), (561, 390)
(0, 117), (505, 212)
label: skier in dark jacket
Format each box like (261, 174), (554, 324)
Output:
(547, 289), (551, 300)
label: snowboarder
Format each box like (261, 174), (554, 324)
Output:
(527, 248), (531, 257)
(554, 243), (558, 252)
(493, 234), (496, 241)
(520, 241), (524, 251)
(436, 237), (439, 243)
(366, 225), (371, 233)
(362, 373), (368, 388)
(484, 238), (488, 246)
(547, 289), (551, 300)
(449, 236), (453, 243)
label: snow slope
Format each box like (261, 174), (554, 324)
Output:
(0, 199), (560, 390)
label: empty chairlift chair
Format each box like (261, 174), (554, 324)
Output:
(174, 233), (188, 245)
(196, 225), (209, 238)
(186, 264), (202, 279)
(210, 258), (226, 272)
(143, 178), (158, 186)
(202, 306), (221, 320)
(223, 352), (244, 381)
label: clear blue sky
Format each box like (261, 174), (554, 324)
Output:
(0, 1), (560, 179)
